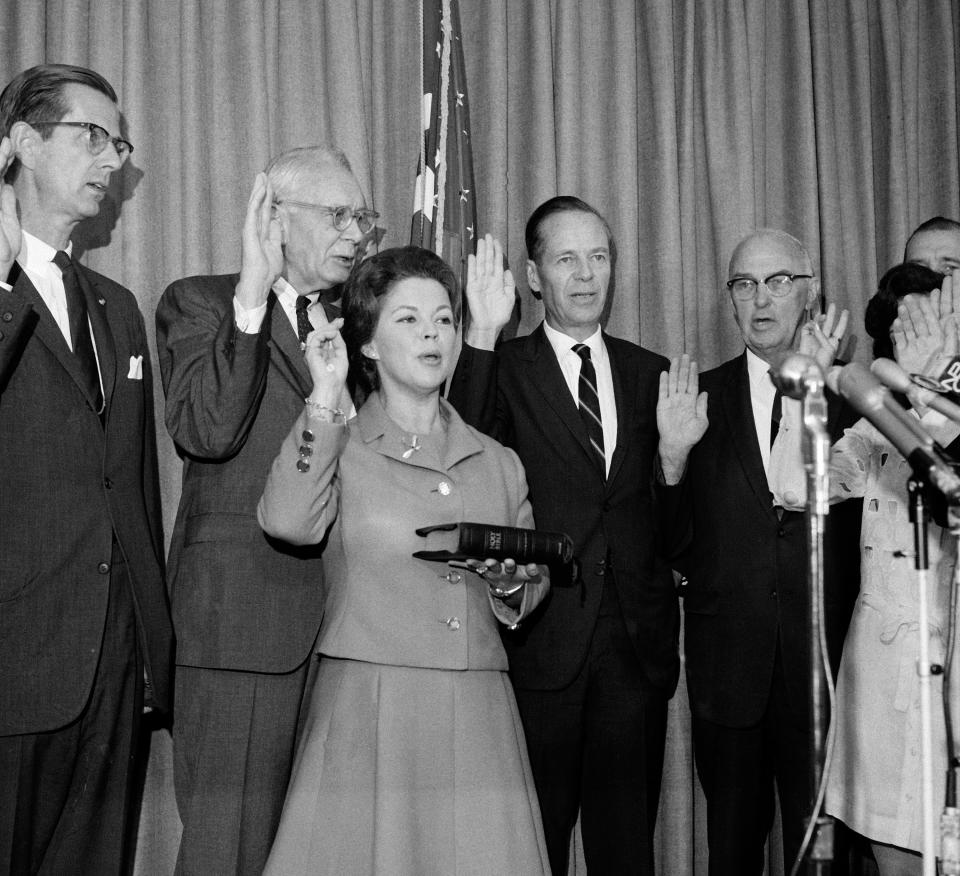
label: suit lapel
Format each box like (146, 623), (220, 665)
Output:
(606, 337), (630, 486)
(9, 262), (102, 409)
(266, 293), (312, 397)
(524, 325), (598, 470)
(75, 264), (116, 416)
(721, 354), (778, 516)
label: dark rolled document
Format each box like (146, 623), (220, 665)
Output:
(413, 522), (575, 565)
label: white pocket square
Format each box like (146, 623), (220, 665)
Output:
(128, 354), (143, 380)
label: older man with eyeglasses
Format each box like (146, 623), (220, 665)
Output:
(0, 64), (173, 873)
(156, 146), (373, 875)
(657, 229), (862, 874)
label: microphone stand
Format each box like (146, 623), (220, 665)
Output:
(800, 379), (834, 874)
(906, 478), (938, 876)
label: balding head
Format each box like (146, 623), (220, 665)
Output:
(904, 217), (960, 275)
(725, 229), (820, 364)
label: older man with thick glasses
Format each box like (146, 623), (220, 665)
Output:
(156, 145), (373, 876)
(0, 64), (173, 873)
(657, 229), (862, 874)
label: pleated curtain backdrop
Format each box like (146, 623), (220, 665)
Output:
(0, 2), (958, 874)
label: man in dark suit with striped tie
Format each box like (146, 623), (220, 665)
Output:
(156, 146), (375, 875)
(449, 198), (683, 875)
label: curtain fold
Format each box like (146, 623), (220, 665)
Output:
(1, 3), (958, 874)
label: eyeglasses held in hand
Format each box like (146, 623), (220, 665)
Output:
(31, 121), (134, 160)
(726, 272), (813, 299)
(274, 200), (379, 234)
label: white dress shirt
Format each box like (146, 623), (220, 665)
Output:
(543, 321), (618, 475)
(233, 276), (327, 336)
(19, 231), (76, 349)
(746, 347), (779, 475)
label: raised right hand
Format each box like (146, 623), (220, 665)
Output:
(464, 233), (514, 350)
(236, 173), (283, 310)
(657, 354), (708, 483)
(0, 137), (22, 282)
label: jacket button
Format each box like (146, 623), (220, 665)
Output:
(445, 617), (461, 631)
(777, 528), (786, 537)
(441, 571), (463, 584)
(298, 444), (313, 457)
(1, 311), (11, 322)
(296, 459), (310, 473)
(770, 589), (777, 598)
(98, 562), (111, 574)
(301, 429), (315, 443)
(103, 477), (113, 489)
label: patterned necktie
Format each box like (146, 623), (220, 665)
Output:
(573, 343), (605, 472)
(53, 250), (103, 415)
(770, 388), (783, 448)
(295, 295), (313, 347)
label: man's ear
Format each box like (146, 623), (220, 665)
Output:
(271, 202), (288, 245)
(527, 260), (542, 301)
(8, 120), (39, 172)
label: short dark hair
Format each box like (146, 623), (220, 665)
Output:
(342, 246), (460, 399)
(524, 195), (612, 266)
(0, 64), (118, 181)
(865, 262), (944, 360)
(904, 216), (960, 258)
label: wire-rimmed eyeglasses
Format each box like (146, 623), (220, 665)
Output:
(274, 200), (379, 234)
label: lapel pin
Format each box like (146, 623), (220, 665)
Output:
(97, 298), (106, 306)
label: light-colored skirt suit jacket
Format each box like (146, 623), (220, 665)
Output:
(258, 393), (551, 875)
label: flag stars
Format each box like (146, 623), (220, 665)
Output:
(459, 188), (470, 203)
(467, 225), (475, 240)
(436, 42), (442, 57)
(456, 92), (464, 106)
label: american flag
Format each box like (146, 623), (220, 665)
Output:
(410, 0), (477, 298)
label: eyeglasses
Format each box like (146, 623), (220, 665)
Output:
(726, 271), (813, 300)
(31, 121), (134, 160)
(274, 200), (379, 234)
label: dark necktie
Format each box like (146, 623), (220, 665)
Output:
(295, 295), (313, 347)
(770, 388), (783, 448)
(53, 250), (103, 415)
(573, 343), (605, 472)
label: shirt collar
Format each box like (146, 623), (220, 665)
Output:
(543, 320), (606, 362)
(20, 230), (71, 274)
(745, 347), (776, 395)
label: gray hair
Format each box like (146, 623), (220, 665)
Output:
(264, 145), (352, 200)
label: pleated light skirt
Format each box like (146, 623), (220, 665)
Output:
(263, 657), (551, 876)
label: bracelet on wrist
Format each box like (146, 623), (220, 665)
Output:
(304, 398), (346, 424)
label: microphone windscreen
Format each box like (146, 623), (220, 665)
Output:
(870, 358), (913, 394)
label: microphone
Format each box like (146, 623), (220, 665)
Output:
(771, 353), (825, 399)
(828, 363), (960, 503)
(412, 522), (575, 566)
(871, 358), (960, 424)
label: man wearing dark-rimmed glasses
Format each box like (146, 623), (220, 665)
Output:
(0, 63), (173, 873)
(657, 229), (861, 873)
(156, 145), (373, 875)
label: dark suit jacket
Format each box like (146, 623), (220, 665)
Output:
(0, 260), (172, 735)
(156, 275), (327, 674)
(668, 352), (860, 728)
(449, 324), (680, 694)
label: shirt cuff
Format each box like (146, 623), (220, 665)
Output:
(233, 297), (267, 334)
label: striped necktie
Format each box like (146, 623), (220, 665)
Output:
(573, 343), (605, 472)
